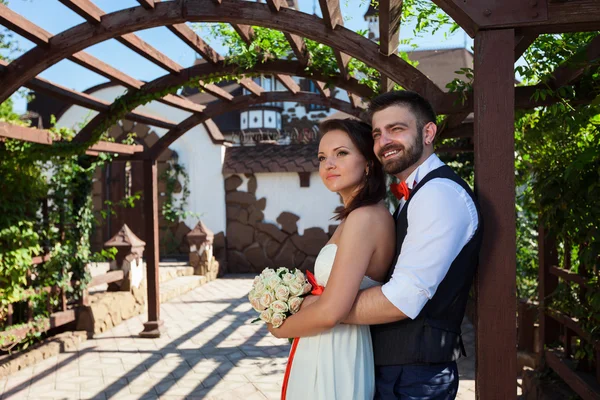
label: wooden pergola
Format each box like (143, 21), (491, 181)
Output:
(1, 1), (599, 398)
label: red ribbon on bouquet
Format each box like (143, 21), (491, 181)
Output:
(281, 270), (323, 400)
(306, 270), (324, 296)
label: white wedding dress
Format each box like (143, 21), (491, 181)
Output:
(284, 244), (381, 400)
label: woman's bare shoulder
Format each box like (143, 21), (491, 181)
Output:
(344, 203), (394, 232)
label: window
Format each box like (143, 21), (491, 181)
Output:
(306, 80), (328, 112)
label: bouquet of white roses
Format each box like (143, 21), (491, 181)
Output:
(248, 267), (312, 328)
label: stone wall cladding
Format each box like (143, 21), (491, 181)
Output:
(224, 175), (331, 273)
(0, 331), (87, 377)
(75, 285), (146, 335)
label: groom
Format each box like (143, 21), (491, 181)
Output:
(344, 91), (482, 399)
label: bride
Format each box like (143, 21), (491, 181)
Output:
(268, 118), (395, 399)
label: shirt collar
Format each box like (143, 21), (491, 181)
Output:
(405, 153), (444, 190)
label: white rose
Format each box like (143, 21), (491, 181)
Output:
(289, 282), (304, 296)
(270, 300), (289, 314)
(275, 285), (290, 301)
(282, 272), (296, 285)
(294, 271), (306, 285)
(288, 296), (303, 314)
(260, 308), (273, 323)
(260, 291), (275, 308)
(271, 313), (286, 328)
(250, 297), (265, 312)
(276, 267), (289, 275)
(253, 276), (261, 285)
(266, 275), (282, 290)
(303, 283), (313, 295)
(261, 268), (276, 278)
(253, 280), (266, 294)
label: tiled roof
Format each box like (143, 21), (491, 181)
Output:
(223, 143), (319, 174)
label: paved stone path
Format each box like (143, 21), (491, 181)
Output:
(0, 275), (476, 400)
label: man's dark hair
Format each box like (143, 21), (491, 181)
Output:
(368, 90), (437, 135)
(318, 119), (386, 221)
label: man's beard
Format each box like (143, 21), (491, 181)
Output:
(380, 133), (423, 175)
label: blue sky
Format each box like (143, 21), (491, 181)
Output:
(2, 0), (472, 113)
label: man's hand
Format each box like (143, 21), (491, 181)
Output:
(267, 323), (286, 339)
(300, 295), (318, 310)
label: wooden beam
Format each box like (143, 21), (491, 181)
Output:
(445, 0), (600, 34)
(167, 24), (222, 65)
(349, 93), (362, 109)
(266, 0), (283, 12)
(0, 121), (52, 144)
(473, 28), (517, 400)
(318, 0), (343, 30)
(240, 77), (265, 97)
(89, 270), (125, 288)
(276, 75), (301, 94)
(198, 80), (234, 101)
(232, 24), (255, 45)
(439, 121), (473, 139)
(0, 121), (144, 154)
(118, 33), (184, 74)
(0, 3), (50, 45)
(549, 34), (600, 89)
(318, 0), (351, 80)
(515, 34), (538, 61)
(0, 3), (202, 115)
(0, 60), (177, 130)
(538, 226), (561, 361)
(266, 1), (311, 65)
(137, 0), (155, 10)
(438, 112), (471, 138)
(139, 159), (163, 338)
(0, 2), (443, 104)
(545, 350), (600, 400)
(284, 32), (311, 66)
(60, 0), (183, 74)
(87, 141), (144, 155)
(313, 80), (331, 98)
(57, 0), (103, 23)
(379, 0), (402, 56)
(380, 76), (395, 93)
(148, 91), (361, 159)
(430, 0), (478, 38)
(435, 143), (474, 154)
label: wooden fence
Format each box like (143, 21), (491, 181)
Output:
(538, 225), (600, 399)
(0, 255), (124, 351)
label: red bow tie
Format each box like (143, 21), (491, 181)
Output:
(390, 181), (411, 201)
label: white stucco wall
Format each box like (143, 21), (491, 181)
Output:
(56, 85), (227, 235)
(249, 172), (342, 234)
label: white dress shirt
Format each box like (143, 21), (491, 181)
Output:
(381, 154), (479, 319)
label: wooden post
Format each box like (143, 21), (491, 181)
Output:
(139, 158), (163, 338)
(538, 225), (560, 355)
(473, 29), (517, 399)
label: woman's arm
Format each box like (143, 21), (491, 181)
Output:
(268, 207), (380, 339)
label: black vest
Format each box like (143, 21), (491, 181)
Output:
(371, 165), (483, 366)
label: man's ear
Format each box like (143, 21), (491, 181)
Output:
(423, 122), (437, 145)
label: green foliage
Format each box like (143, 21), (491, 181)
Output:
(161, 161), (197, 224)
(513, 32), (600, 362)
(0, 109), (137, 349)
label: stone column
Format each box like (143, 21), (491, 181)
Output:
(104, 224), (146, 292)
(186, 221), (219, 281)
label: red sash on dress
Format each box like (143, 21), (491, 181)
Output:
(281, 270), (324, 400)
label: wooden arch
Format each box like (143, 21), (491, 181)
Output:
(147, 91), (364, 159)
(73, 59), (376, 147)
(0, 0), (442, 104)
